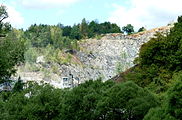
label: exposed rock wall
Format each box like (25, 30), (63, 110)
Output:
(15, 26), (171, 88)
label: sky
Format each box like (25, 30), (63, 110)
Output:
(1, 0), (182, 30)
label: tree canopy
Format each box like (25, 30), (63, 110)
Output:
(61, 18), (122, 39)
(122, 24), (134, 35)
(0, 80), (158, 120)
(0, 5), (25, 83)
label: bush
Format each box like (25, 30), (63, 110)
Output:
(24, 47), (39, 63)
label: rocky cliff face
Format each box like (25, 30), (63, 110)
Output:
(15, 26), (171, 88)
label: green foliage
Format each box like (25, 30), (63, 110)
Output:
(0, 79), (159, 120)
(122, 24), (134, 35)
(24, 47), (39, 63)
(116, 52), (131, 74)
(1, 4), (182, 120)
(25, 24), (52, 48)
(166, 72), (182, 119)
(138, 32), (168, 69)
(95, 34), (102, 40)
(0, 30), (25, 83)
(13, 77), (24, 92)
(99, 22), (122, 34)
(50, 25), (63, 49)
(88, 20), (100, 38)
(2, 73), (182, 120)
(138, 27), (146, 32)
(116, 62), (124, 73)
(22, 19), (122, 68)
(0, 5), (11, 36)
(0, 5), (8, 21)
(0, 6), (25, 83)
(143, 107), (176, 120)
(144, 72), (182, 120)
(64, 19), (122, 40)
(70, 24), (82, 40)
(122, 16), (182, 93)
(96, 81), (158, 120)
(25, 24), (78, 50)
(60, 79), (111, 120)
(0, 82), (65, 120)
(23, 24), (80, 70)
(80, 18), (89, 38)
(62, 25), (72, 37)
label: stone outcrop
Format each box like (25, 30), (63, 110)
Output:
(15, 26), (172, 88)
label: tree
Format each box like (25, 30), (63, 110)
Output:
(88, 20), (99, 38)
(96, 81), (158, 120)
(122, 24), (134, 35)
(0, 5), (11, 37)
(70, 24), (81, 40)
(166, 73), (182, 119)
(138, 27), (146, 32)
(60, 79), (115, 120)
(0, 82), (64, 120)
(143, 72), (182, 120)
(62, 25), (72, 37)
(177, 15), (182, 23)
(0, 30), (25, 83)
(143, 107), (176, 120)
(122, 16), (182, 93)
(25, 24), (52, 48)
(0, 5), (8, 22)
(80, 18), (89, 38)
(0, 5), (25, 83)
(50, 25), (63, 49)
(13, 77), (24, 92)
(56, 19), (122, 39)
(99, 22), (112, 34)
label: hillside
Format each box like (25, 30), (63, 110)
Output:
(15, 26), (171, 88)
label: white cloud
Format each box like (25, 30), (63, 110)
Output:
(108, 0), (182, 31)
(19, 0), (80, 9)
(4, 5), (24, 28)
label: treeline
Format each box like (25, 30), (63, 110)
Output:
(24, 19), (123, 50)
(23, 19), (123, 49)
(24, 24), (78, 50)
(19, 19), (144, 52)
(59, 18), (146, 39)
(59, 18), (122, 40)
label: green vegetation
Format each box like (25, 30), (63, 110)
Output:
(117, 16), (182, 119)
(61, 18), (122, 40)
(138, 27), (146, 32)
(144, 72), (182, 120)
(0, 5), (11, 37)
(1, 4), (182, 120)
(122, 24), (134, 35)
(123, 16), (182, 93)
(0, 80), (158, 120)
(116, 52), (131, 74)
(19, 17), (129, 76)
(0, 5), (25, 83)
(22, 18), (124, 71)
(24, 24), (78, 50)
